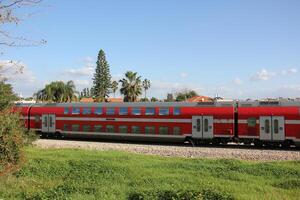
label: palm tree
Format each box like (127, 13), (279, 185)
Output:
(111, 80), (118, 98)
(119, 71), (142, 102)
(34, 81), (78, 103)
(142, 79), (150, 99)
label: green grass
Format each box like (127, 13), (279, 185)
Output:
(0, 147), (300, 200)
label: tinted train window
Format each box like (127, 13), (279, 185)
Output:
(72, 108), (80, 115)
(83, 108), (91, 115)
(274, 119), (279, 134)
(247, 118), (256, 127)
(145, 126), (155, 134)
(132, 126), (140, 134)
(106, 125), (115, 133)
(119, 126), (128, 133)
(265, 120), (270, 134)
(94, 125), (102, 132)
(72, 124), (79, 131)
(106, 108), (115, 115)
(132, 108), (141, 115)
(159, 126), (168, 135)
(35, 115), (40, 122)
(204, 119), (209, 132)
(119, 108), (128, 115)
(94, 107), (103, 115)
(173, 127), (181, 135)
(159, 108), (169, 115)
(63, 124), (69, 131)
(82, 125), (91, 132)
(173, 108), (180, 115)
(145, 108), (155, 115)
(64, 107), (69, 114)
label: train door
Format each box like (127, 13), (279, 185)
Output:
(192, 116), (213, 139)
(259, 116), (285, 141)
(42, 114), (56, 133)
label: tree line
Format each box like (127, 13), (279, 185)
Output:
(34, 49), (198, 103)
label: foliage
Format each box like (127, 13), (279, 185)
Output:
(0, 80), (17, 110)
(34, 80), (78, 103)
(175, 89), (198, 101)
(1, 148), (300, 199)
(139, 97), (149, 102)
(119, 71), (143, 102)
(92, 49), (112, 101)
(111, 80), (118, 97)
(142, 79), (150, 99)
(79, 87), (92, 99)
(151, 97), (158, 102)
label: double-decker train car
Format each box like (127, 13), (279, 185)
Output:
(17, 101), (235, 143)
(237, 101), (300, 147)
(15, 100), (300, 147)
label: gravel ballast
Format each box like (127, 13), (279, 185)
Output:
(33, 139), (300, 161)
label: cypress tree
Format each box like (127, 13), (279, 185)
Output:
(92, 49), (111, 101)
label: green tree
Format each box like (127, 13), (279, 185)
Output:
(175, 90), (198, 101)
(119, 71), (142, 102)
(80, 87), (92, 99)
(142, 79), (151, 99)
(111, 80), (118, 98)
(0, 81), (17, 110)
(34, 81), (78, 103)
(150, 97), (158, 102)
(92, 49), (111, 102)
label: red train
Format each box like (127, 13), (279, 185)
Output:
(16, 100), (300, 147)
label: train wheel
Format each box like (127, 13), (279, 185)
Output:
(185, 137), (195, 147)
(254, 139), (262, 148)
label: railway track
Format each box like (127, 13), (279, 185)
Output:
(33, 138), (300, 161)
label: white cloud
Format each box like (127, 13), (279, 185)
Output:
(250, 69), (276, 81)
(233, 77), (242, 85)
(281, 68), (298, 75)
(0, 60), (36, 83)
(63, 56), (95, 77)
(180, 72), (188, 78)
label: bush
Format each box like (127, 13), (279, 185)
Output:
(0, 109), (36, 174)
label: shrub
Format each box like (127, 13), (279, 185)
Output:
(0, 109), (36, 174)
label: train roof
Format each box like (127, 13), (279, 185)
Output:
(15, 100), (235, 108)
(238, 100), (300, 107)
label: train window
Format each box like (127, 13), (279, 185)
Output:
(72, 124), (79, 131)
(63, 124), (69, 131)
(64, 107), (70, 114)
(145, 126), (155, 134)
(173, 108), (180, 115)
(173, 127), (181, 135)
(94, 125), (102, 132)
(82, 125), (91, 132)
(159, 108), (169, 115)
(35, 115), (40, 122)
(196, 119), (201, 132)
(132, 108), (141, 115)
(265, 120), (270, 134)
(247, 118), (256, 127)
(204, 119), (209, 132)
(106, 125), (115, 133)
(131, 126), (140, 134)
(119, 126), (128, 133)
(274, 119), (279, 134)
(119, 108), (128, 115)
(94, 107), (103, 115)
(159, 126), (168, 135)
(83, 108), (91, 115)
(106, 108), (115, 115)
(72, 107), (80, 115)
(145, 108), (155, 115)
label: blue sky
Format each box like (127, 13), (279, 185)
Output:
(2, 0), (300, 99)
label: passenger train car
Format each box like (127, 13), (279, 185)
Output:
(16, 100), (300, 147)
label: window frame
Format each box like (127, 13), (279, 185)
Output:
(159, 126), (169, 135)
(82, 124), (91, 132)
(64, 107), (70, 114)
(94, 125), (102, 132)
(106, 125), (115, 133)
(119, 125), (128, 133)
(145, 126), (155, 134)
(71, 124), (80, 131)
(247, 118), (256, 127)
(72, 107), (80, 115)
(131, 126), (141, 134)
(159, 108), (169, 116)
(119, 107), (128, 115)
(82, 108), (91, 115)
(173, 108), (181, 115)
(173, 126), (181, 135)
(94, 107), (103, 115)
(145, 107), (155, 115)
(131, 108), (141, 115)
(106, 108), (115, 115)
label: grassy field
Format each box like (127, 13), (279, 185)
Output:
(0, 147), (300, 200)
